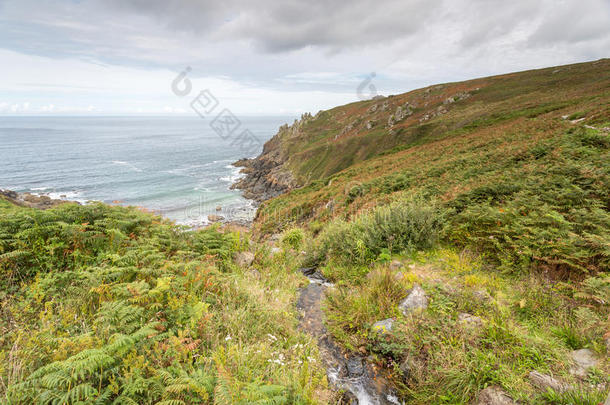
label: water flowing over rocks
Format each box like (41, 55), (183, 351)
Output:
(297, 268), (398, 404)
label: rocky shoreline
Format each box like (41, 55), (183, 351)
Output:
(230, 117), (311, 203)
(0, 189), (79, 210)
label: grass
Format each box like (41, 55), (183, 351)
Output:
(317, 246), (609, 404)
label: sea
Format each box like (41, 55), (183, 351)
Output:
(0, 116), (293, 226)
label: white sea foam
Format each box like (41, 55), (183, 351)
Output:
(111, 160), (142, 172)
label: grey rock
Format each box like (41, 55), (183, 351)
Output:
(207, 214), (224, 222)
(528, 371), (569, 393)
(346, 357), (364, 376)
(389, 260), (403, 270)
(458, 313), (483, 327)
(473, 289), (492, 302)
(234, 251), (255, 267)
(399, 284), (428, 315)
(570, 349), (598, 378)
(372, 318), (394, 334)
(366, 120), (374, 129)
(476, 386), (517, 405)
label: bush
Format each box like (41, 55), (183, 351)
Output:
(280, 228), (305, 250)
(316, 194), (447, 264)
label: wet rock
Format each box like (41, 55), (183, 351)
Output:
(528, 371), (569, 393)
(337, 390), (358, 404)
(372, 318), (394, 334)
(458, 312), (483, 327)
(299, 267), (330, 285)
(398, 284), (428, 315)
(215, 205), (222, 211)
(1, 189), (76, 209)
(346, 357), (364, 376)
(389, 260), (403, 270)
(234, 251), (255, 267)
(0, 189), (18, 199)
(476, 386), (517, 405)
(207, 214), (224, 222)
(570, 349), (598, 378)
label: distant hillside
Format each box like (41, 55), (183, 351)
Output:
(237, 59), (610, 274)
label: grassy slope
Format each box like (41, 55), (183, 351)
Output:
(254, 59), (610, 403)
(256, 59), (610, 275)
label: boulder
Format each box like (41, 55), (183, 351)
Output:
(372, 318), (394, 334)
(207, 214), (224, 222)
(458, 313), (483, 327)
(476, 386), (516, 405)
(399, 284), (428, 315)
(570, 349), (598, 378)
(389, 260), (403, 270)
(346, 357), (364, 376)
(528, 371), (569, 393)
(234, 251), (255, 267)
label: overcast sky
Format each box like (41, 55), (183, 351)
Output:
(1, 0), (609, 115)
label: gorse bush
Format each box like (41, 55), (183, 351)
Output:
(315, 194), (447, 264)
(0, 201), (323, 404)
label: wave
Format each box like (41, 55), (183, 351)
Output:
(111, 160), (143, 172)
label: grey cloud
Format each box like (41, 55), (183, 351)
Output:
(527, 0), (610, 46)
(0, 0), (608, 96)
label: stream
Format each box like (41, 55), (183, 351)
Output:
(296, 267), (401, 405)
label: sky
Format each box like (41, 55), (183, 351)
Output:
(0, 0), (609, 115)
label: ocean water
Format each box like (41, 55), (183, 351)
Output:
(0, 116), (292, 225)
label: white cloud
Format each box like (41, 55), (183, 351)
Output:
(0, 0), (607, 114)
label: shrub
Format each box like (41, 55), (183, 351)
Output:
(281, 228), (305, 250)
(316, 194), (447, 264)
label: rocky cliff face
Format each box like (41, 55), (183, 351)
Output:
(231, 114), (314, 202)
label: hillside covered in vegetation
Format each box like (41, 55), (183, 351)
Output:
(1, 59), (609, 404)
